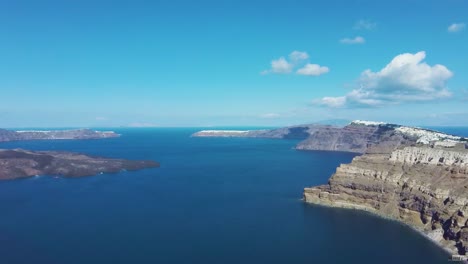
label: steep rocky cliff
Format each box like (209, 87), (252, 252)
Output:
(296, 120), (464, 154)
(304, 144), (468, 256)
(194, 120), (468, 256)
(194, 120), (464, 154)
(295, 122), (410, 153)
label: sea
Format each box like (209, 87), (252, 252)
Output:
(0, 126), (466, 264)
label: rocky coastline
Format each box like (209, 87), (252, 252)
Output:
(301, 122), (468, 257)
(194, 120), (468, 257)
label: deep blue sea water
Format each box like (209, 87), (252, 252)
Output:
(0, 127), (465, 264)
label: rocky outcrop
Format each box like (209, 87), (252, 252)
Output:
(0, 128), (119, 142)
(0, 149), (159, 180)
(304, 144), (468, 256)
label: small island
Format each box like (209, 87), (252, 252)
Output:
(0, 128), (119, 142)
(0, 149), (159, 180)
(0, 128), (158, 180)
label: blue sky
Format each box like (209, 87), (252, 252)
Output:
(1, 0), (467, 127)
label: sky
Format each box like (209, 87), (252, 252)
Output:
(1, 0), (467, 127)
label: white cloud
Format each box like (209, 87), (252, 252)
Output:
(263, 51), (308, 74)
(354, 19), (377, 30)
(262, 51), (329, 76)
(289, 51), (309, 62)
(448, 23), (465, 32)
(318, 97), (346, 108)
(340, 36), (365, 44)
(270, 57), (293, 74)
(297, 63), (329, 76)
(317, 51), (453, 108)
(260, 113), (281, 119)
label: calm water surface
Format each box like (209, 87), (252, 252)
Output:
(0, 127), (461, 264)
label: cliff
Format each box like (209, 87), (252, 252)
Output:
(0, 128), (119, 142)
(193, 121), (464, 154)
(193, 120), (468, 256)
(295, 123), (408, 153)
(0, 149), (159, 180)
(296, 120), (465, 154)
(304, 144), (468, 256)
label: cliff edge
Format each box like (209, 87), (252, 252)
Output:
(304, 143), (468, 256)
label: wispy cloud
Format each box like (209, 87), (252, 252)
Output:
(353, 19), (377, 30)
(269, 57), (294, 74)
(262, 51), (329, 76)
(315, 51), (453, 108)
(259, 113), (281, 119)
(448, 23), (465, 32)
(340, 36), (365, 44)
(289, 51), (309, 62)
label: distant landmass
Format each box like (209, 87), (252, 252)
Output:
(0, 128), (119, 142)
(193, 120), (466, 154)
(0, 149), (159, 180)
(0, 128), (158, 180)
(193, 120), (468, 256)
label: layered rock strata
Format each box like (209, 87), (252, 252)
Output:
(304, 144), (468, 256)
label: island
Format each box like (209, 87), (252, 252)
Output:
(192, 125), (324, 139)
(0, 128), (119, 142)
(0, 149), (159, 180)
(193, 120), (468, 256)
(0, 128), (158, 180)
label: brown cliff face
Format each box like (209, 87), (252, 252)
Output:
(0, 149), (159, 180)
(296, 123), (414, 154)
(193, 122), (422, 154)
(304, 145), (468, 256)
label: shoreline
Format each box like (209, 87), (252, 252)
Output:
(302, 198), (459, 259)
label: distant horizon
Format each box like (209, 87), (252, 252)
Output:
(3, 121), (468, 129)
